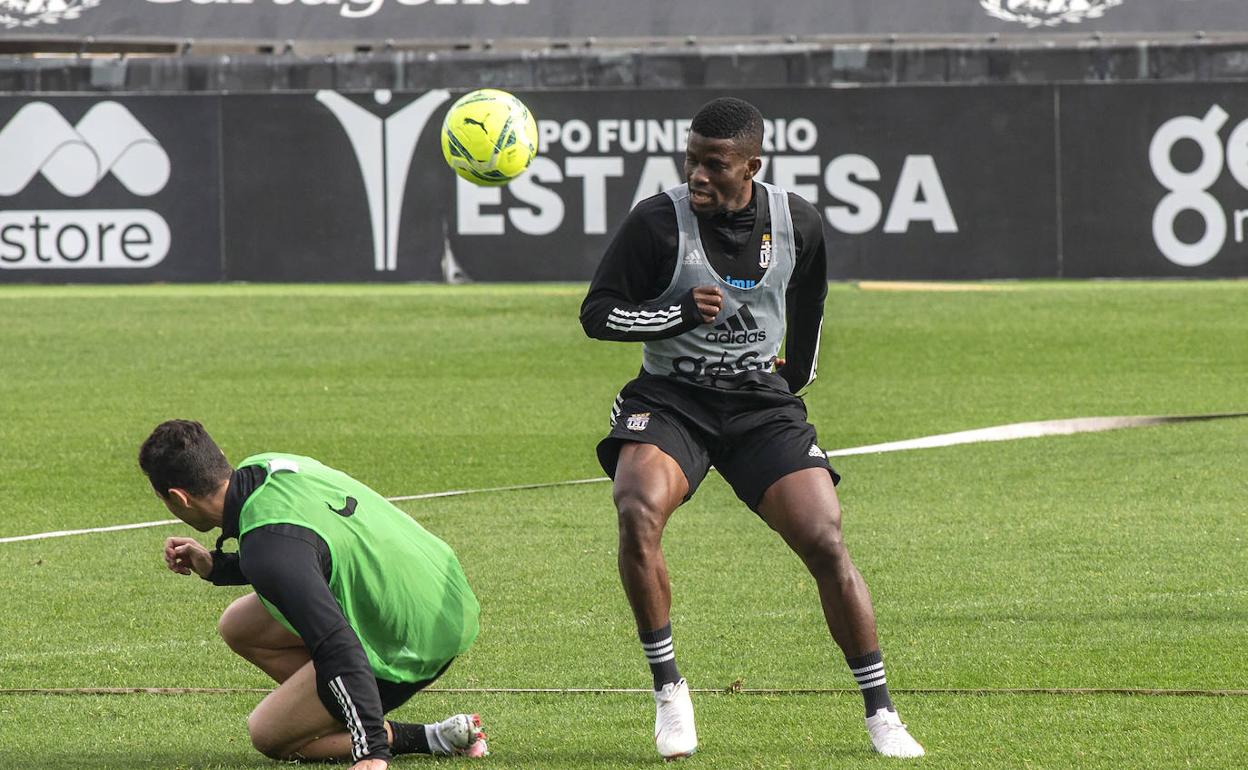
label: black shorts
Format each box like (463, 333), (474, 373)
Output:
(597, 373), (840, 511)
(375, 657), (455, 712)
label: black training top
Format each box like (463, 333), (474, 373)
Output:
(579, 181), (828, 394)
(206, 465), (393, 763)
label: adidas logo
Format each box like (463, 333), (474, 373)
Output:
(808, 443), (825, 458)
(705, 303), (767, 344)
(683, 250), (702, 266)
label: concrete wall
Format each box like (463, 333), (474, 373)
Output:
(3, 40), (1248, 94)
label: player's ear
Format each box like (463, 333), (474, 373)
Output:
(745, 156), (762, 179)
(166, 488), (192, 508)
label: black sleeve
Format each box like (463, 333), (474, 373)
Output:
(580, 197), (703, 341)
(780, 193), (829, 395)
(205, 551), (248, 586)
(239, 525), (391, 764)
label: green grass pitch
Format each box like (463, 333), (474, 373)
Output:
(0, 281), (1245, 769)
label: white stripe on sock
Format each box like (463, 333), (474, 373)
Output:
(642, 635), (675, 665)
(857, 674), (887, 690)
(644, 642), (673, 656)
(850, 662), (884, 677)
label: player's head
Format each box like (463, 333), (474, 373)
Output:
(685, 97), (764, 216)
(139, 419), (232, 530)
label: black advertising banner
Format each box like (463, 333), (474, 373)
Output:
(8, 84), (1248, 284)
(447, 86), (1056, 281)
(0, 95), (221, 284)
(822, 85), (1056, 279)
(2, 0), (1245, 45)
(221, 92), (449, 282)
(6, 86), (1060, 284)
(219, 86), (1055, 282)
(1061, 84), (1248, 278)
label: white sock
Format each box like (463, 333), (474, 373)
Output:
(424, 723), (452, 755)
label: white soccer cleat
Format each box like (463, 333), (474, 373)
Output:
(433, 713), (489, 758)
(866, 708), (925, 758)
(654, 678), (698, 760)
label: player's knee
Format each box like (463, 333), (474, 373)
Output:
(796, 524), (847, 566)
(217, 602), (248, 652)
(615, 490), (665, 553)
(247, 712), (296, 760)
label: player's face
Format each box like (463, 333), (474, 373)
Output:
(684, 132), (760, 216)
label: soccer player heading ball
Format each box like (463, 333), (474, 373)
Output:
(139, 420), (487, 769)
(580, 97), (925, 759)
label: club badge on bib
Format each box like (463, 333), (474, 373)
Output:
(759, 233), (773, 269)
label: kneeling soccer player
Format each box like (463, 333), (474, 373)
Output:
(139, 419), (486, 769)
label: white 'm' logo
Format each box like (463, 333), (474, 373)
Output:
(980, 0), (1123, 27)
(0, 0), (100, 29)
(0, 101), (170, 197)
(317, 89), (451, 272)
(0, 101), (172, 270)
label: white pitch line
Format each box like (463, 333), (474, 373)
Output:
(3, 411), (1244, 545)
(387, 476), (608, 502)
(0, 480), (617, 544)
(825, 412), (1248, 457)
(0, 519), (182, 543)
(5, 685), (1247, 697)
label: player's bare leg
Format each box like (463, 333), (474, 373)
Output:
(217, 593), (310, 683)
(756, 469), (878, 655)
(613, 441), (698, 759)
(246, 660), (358, 760)
(220, 594), (486, 761)
(241, 651), (486, 763)
(757, 467), (924, 758)
(614, 442), (687, 630)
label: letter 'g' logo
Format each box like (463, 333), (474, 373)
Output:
(1149, 105), (1248, 267)
(0, 102), (171, 197)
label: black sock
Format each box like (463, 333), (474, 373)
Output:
(640, 623), (682, 690)
(388, 720), (431, 755)
(847, 650), (894, 716)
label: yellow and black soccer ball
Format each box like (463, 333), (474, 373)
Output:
(441, 88), (538, 186)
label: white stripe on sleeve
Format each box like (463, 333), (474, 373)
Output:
(329, 676), (369, 759)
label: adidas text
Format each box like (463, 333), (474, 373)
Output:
(704, 329), (767, 344)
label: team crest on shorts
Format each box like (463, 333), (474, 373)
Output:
(626, 413), (651, 431)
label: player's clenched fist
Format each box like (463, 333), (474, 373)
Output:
(163, 536), (213, 578)
(691, 285), (723, 324)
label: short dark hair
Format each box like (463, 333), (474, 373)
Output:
(690, 97), (764, 156)
(139, 419), (232, 498)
